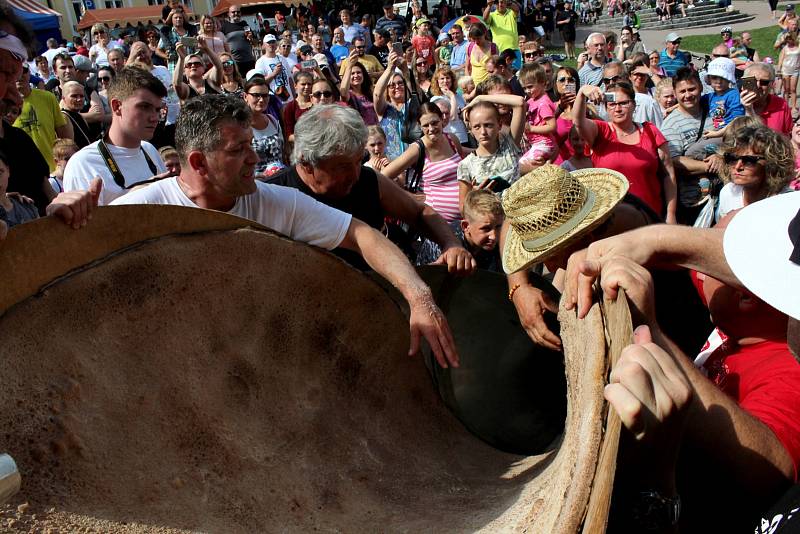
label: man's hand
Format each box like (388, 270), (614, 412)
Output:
(740, 88), (758, 108)
(408, 294), (459, 368)
(605, 325), (692, 447)
(432, 245), (477, 275)
(511, 284), (561, 350)
(596, 256), (657, 327)
(45, 178), (103, 229)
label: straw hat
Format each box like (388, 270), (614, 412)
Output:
(502, 164), (629, 274)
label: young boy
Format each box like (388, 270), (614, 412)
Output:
(700, 57), (744, 145)
(411, 18), (436, 68)
(49, 139), (78, 194)
(518, 63), (557, 171)
(415, 189), (505, 272)
(436, 33), (452, 67)
(458, 74), (477, 103)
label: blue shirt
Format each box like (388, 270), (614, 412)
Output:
(658, 49), (690, 77)
(330, 43), (350, 65)
(450, 40), (468, 69)
(340, 23), (368, 45)
(702, 87), (744, 130)
(578, 61), (604, 87)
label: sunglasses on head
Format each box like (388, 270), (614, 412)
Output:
(722, 152), (764, 166)
(313, 90), (333, 98)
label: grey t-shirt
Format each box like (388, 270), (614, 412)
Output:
(220, 20), (255, 62)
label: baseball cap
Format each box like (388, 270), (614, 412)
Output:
(299, 44), (313, 56)
(313, 53), (329, 68)
(787, 3), (795, 9)
(415, 17), (430, 27)
(245, 69), (265, 82)
(665, 32), (681, 43)
(383, 2), (394, 8)
(264, 34), (277, 43)
(73, 54), (93, 71)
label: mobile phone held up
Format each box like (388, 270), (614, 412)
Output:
(301, 59), (317, 69)
(604, 92), (616, 103)
(180, 36), (198, 49)
(391, 41), (403, 56)
(740, 76), (758, 94)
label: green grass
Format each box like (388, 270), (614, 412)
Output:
(681, 25), (781, 62)
(543, 47), (578, 69)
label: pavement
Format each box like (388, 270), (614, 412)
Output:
(563, 0), (778, 55)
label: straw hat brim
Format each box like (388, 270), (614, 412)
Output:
(502, 168), (630, 274)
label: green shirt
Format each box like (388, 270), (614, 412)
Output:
(13, 88), (67, 172)
(486, 8), (519, 53)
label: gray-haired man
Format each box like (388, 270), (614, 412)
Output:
(48, 95), (461, 369)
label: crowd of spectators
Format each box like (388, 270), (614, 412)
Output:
(1, 0), (800, 532)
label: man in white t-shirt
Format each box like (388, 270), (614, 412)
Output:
(126, 40), (179, 124)
(49, 94), (460, 370)
(255, 34), (293, 102)
(63, 67), (169, 206)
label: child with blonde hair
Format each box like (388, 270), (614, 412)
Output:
(458, 74), (477, 103)
(364, 125), (391, 174)
(518, 63), (558, 172)
(49, 138), (78, 194)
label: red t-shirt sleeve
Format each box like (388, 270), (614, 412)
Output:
(645, 121), (667, 148)
(593, 119), (611, 149)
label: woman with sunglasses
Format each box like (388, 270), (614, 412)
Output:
(199, 15), (229, 57)
(521, 42), (542, 65)
(311, 78), (341, 106)
(381, 102), (472, 223)
(89, 24), (111, 68)
(95, 66), (115, 125)
(245, 77), (286, 179)
(413, 57), (433, 97)
(375, 51), (419, 160)
(216, 52), (244, 97)
(575, 80), (678, 223)
(340, 59), (378, 125)
(551, 65), (587, 164)
(717, 124), (795, 219)
(173, 37), (222, 102)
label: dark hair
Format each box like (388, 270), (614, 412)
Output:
(500, 48), (517, 66)
(98, 65), (116, 78)
(107, 66), (168, 101)
(349, 61), (374, 102)
(552, 66), (581, 99)
(418, 101), (444, 122)
(672, 66), (702, 89)
(610, 80), (635, 101)
(621, 25), (633, 35)
(0, 149), (9, 168)
(0, 1), (35, 57)
(175, 94), (252, 162)
(244, 76), (268, 92)
(293, 69), (314, 84)
(312, 77), (341, 101)
(52, 52), (73, 71)
(469, 24), (486, 39)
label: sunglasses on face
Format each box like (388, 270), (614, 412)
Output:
(712, 53), (729, 58)
(223, 60), (235, 67)
(98, 76), (111, 82)
(230, 10), (240, 14)
(313, 90), (333, 98)
(723, 152), (764, 166)
(601, 75), (622, 85)
(524, 52), (540, 57)
(753, 79), (772, 87)
(94, 30), (106, 35)
(557, 76), (575, 83)
(185, 62), (203, 68)
(247, 92), (269, 99)
(355, 45), (366, 49)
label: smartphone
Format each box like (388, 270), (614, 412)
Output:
(740, 76), (758, 93)
(604, 92), (616, 103)
(180, 36), (198, 48)
(392, 41), (404, 55)
(565, 82), (576, 94)
(301, 59), (317, 69)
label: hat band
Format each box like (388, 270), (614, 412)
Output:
(521, 190), (596, 252)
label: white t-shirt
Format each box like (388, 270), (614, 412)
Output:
(64, 140), (167, 206)
(150, 65), (180, 125)
(89, 44), (109, 67)
(111, 178), (352, 251)
(254, 54), (293, 101)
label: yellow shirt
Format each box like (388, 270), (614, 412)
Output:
(339, 54), (384, 78)
(486, 9), (519, 53)
(469, 44), (492, 85)
(13, 88), (67, 172)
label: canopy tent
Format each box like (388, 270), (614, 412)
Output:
(77, 5), (194, 31)
(7, 0), (61, 53)
(211, 0), (312, 17)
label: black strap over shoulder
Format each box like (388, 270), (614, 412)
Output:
(97, 140), (160, 190)
(695, 99), (709, 143)
(405, 139), (426, 193)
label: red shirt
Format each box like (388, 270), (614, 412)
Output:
(591, 120), (667, 217)
(702, 339), (800, 480)
(757, 94), (792, 136)
(412, 34), (436, 66)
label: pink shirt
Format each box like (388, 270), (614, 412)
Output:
(591, 120), (667, 216)
(525, 93), (556, 147)
(412, 35), (436, 66)
(553, 116), (574, 164)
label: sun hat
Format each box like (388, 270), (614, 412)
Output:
(665, 31), (681, 43)
(263, 34), (277, 43)
(723, 191), (800, 320)
(704, 57), (736, 85)
(501, 165), (629, 274)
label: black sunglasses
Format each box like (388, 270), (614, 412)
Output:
(98, 76), (112, 82)
(601, 74), (622, 85)
(313, 90), (333, 98)
(557, 76), (576, 83)
(722, 152), (765, 166)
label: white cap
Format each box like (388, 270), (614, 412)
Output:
(313, 53), (329, 68)
(264, 34), (277, 43)
(245, 69), (265, 82)
(665, 32), (681, 43)
(704, 57), (737, 85)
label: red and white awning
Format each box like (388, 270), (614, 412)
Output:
(7, 0), (62, 17)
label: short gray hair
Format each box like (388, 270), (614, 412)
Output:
(175, 94), (252, 162)
(292, 105), (368, 166)
(744, 62), (775, 81)
(586, 32), (606, 45)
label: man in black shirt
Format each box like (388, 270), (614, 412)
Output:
(267, 104), (476, 275)
(368, 29), (390, 67)
(220, 4), (257, 75)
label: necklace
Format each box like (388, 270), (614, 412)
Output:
(613, 124), (638, 138)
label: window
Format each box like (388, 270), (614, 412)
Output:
(104, 0), (122, 8)
(71, 0), (82, 21)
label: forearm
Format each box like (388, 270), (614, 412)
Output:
(673, 155), (708, 175)
(643, 225), (738, 286)
(661, 153), (678, 220)
(417, 205), (461, 250)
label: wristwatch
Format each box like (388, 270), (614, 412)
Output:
(631, 490), (681, 530)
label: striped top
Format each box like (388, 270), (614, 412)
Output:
(422, 135), (462, 223)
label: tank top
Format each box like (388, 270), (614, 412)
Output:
(469, 42), (495, 85)
(422, 134), (462, 222)
(783, 46), (800, 75)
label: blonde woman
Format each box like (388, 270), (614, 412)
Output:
(89, 23), (111, 68)
(199, 15), (229, 56)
